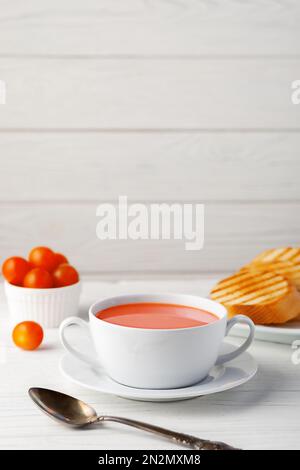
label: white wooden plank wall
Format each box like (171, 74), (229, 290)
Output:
(0, 1), (299, 276)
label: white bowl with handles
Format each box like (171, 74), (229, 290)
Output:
(4, 280), (81, 328)
(60, 293), (255, 389)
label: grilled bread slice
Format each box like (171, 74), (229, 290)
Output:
(210, 270), (300, 324)
(247, 247), (300, 291)
(244, 260), (300, 291)
(251, 247), (300, 265)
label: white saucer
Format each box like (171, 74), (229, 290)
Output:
(60, 340), (257, 402)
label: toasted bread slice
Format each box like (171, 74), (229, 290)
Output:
(210, 270), (300, 324)
(244, 260), (300, 291)
(251, 247), (300, 265)
(248, 247), (300, 292)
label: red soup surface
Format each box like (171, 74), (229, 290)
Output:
(96, 302), (218, 329)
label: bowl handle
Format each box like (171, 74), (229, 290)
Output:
(59, 316), (101, 368)
(215, 315), (255, 366)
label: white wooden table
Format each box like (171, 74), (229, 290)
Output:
(0, 278), (299, 450)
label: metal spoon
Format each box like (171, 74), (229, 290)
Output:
(29, 387), (238, 450)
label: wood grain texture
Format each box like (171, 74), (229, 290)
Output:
(0, 1), (298, 276)
(0, 0), (299, 56)
(0, 280), (299, 450)
(0, 58), (299, 129)
(0, 131), (299, 202)
(0, 202), (299, 274)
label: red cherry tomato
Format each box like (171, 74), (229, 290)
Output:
(12, 321), (43, 350)
(23, 268), (54, 289)
(53, 264), (79, 287)
(2, 257), (31, 286)
(29, 246), (57, 272)
(54, 252), (68, 268)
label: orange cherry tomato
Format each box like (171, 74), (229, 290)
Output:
(2, 257), (31, 286)
(12, 321), (43, 350)
(29, 246), (57, 272)
(23, 267), (54, 289)
(54, 252), (68, 268)
(53, 264), (79, 287)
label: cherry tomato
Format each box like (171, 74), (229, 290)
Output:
(53, 264), (79, 287)
(29, 246), (57, 272)
(12, 321), (43, 350)
(23, 267), (54, 289)
(54, 252), (68, 268)
(2, 257), (31, 286)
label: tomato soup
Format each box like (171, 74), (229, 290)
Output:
(96, 302), (218, 329)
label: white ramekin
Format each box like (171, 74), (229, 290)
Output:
(4, 280), (81, 328)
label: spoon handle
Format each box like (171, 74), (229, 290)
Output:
(98, 415), (237, 450)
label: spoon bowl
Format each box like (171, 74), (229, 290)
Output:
(29, 387), (97, 427)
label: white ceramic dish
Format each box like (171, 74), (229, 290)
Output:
(60, 340), (257, 402)
(230, 320), (300, 345)
(60, 293), (255, 389)
(4, 280), (81, 328)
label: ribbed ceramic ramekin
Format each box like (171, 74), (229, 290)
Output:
(4, 280), (81, 328)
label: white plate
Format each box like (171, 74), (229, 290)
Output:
(230, 320), (300, 345)
(60, 341), (257, 402)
